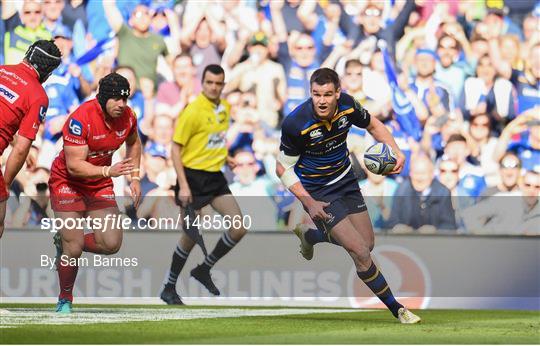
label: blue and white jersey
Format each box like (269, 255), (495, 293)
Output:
(42, 67), (80, 142)
(511, 69), (540, 114)
(280, 93), (371, 190)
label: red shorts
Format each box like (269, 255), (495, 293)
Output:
(0, 169), (8, 202)
(50, 181), (117, 212)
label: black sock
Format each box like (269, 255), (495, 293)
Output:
(165, 244), (190, 289)
(200, 231), (238, 270)
(357, 261), (403, 318)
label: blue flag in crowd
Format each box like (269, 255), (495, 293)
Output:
(75, 36), (114, 66)
(381, 46), (422, 142)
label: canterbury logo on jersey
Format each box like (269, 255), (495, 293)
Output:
(88, 149), (116, 159)
(0, 84), (19, 104)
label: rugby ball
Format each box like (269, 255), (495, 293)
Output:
(363, 143), (397, 175)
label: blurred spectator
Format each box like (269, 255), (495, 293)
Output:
(225, 32), (286, 128)
(61, 0), (88, 32)
(180, 5), (226, 82)
(493, 114), (540, 172)
(140, 142), (168, 197)
(356, 1), (416, 58)
(462, 54), (515, 128)
(409, 49), (452, 119)
(3, 0), (51, 64)
(42, 0), (70, 37)
(359, 170), (398, 230)
(156, 53), (200, 119)
(521, 13), (538, 42)
(465, 113), (499, 185)
(147, 114), (173, 155)
(436, 157), (475, 229)
(442, 133), (487, 197)
(435, 32), (475, 107)
(271, 1), (334, 115)
(12, 167), (53, 227)
(229, 149), (277, 231)
(103, 0), (169, 98)
(481, 152), (521, 199)
(229, 150), (274, 196)
(489, 36), (539, 115)
(136, 167), (177, 221)
(341, 59), (386, 118)
(483, 6), (523, 40)
(387, 153), (456, 233)
(462, 169), (540, 235)
(52, 27), (93, 98)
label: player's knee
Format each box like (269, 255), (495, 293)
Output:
(348, 245), (371, 264)
(64, 243), (83, 258)
(368, 238), (375, 252)
(101, 242), (121, 255)
(229, 226), (247, 241)
(0, 224), (4, 238)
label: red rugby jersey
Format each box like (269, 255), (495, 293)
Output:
(0, 62), (48, 154)
(50, 99), (137, 189)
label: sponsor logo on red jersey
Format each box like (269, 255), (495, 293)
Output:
(0, 84), (19, 104)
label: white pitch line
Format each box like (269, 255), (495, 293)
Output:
(0, 308), (369, 328)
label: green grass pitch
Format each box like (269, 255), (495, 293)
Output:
(0, 304), (538, 344)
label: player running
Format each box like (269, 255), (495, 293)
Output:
(50, 72), (142, 313)
(0, 40), (61, 238)
(276, 68), (421, 324)
(160, 64), (248, 304)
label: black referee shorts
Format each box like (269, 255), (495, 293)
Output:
(174, 168), (231, 210)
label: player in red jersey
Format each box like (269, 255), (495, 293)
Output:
(0, 40), (61, 238)
(49, 72), (142, 313)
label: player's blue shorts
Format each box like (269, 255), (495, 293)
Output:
(304, 170), (368, 233)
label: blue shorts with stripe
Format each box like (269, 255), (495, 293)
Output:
(304, 170), (368, 233)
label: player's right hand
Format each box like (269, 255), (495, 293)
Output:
(109, 158), (134, 177)
(179, 185), (193, 207)
(306, 200), (330, 222)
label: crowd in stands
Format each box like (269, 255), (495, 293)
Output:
(1, 0), (539, 235)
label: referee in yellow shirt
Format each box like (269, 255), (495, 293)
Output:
(161, 65), (248, 304)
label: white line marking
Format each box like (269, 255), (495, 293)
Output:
(0, 308), (370, 328)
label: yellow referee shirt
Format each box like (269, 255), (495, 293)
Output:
(173, 94), (231, 172)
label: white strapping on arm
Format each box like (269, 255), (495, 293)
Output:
(277, 151), (300, 188)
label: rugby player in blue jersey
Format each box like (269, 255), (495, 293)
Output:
(276, 68), (421, 324)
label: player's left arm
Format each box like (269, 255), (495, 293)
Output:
(4, 97), (48, 186)
(366, 116), (406, 175)
(3, 136), (33, 187)
(125, 127), (142, 209)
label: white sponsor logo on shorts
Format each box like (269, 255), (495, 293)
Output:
(100, 194), (115, 200)
(59, 185), (75, 194)
(59, 199), (75, 205)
